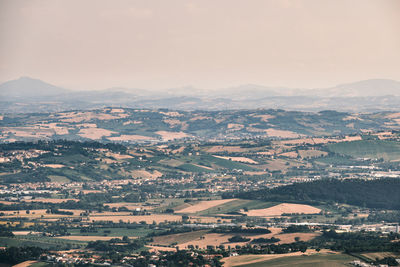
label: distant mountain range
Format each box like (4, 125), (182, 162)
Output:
(0, 77), (399, 113)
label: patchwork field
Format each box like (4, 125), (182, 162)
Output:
(223, 252), (354, 267)
(151, 227), (319, 249)
(176, 199), (238, 213)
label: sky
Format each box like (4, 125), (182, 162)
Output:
(0, 0), (399, 91)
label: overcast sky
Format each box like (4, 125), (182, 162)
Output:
(0, 0), (399, 90)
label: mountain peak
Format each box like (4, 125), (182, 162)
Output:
(0, 77), (69, 98)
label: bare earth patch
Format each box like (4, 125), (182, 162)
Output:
(78, 127), (116, 139)
(265, 129), (301, 138)
(12, 261), (38, 267)
(43, 164), (65, 168)
(245, 203), (321, 217)
(108, 134), (155, 141)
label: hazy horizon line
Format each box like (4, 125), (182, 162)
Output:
(2, 75), (400, 92)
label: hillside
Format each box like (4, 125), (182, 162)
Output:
(236, 178), (400, 210)
(1, 108), (400, 143)
(1, 78), (400, 113)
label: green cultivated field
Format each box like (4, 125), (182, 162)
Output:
(328, 140), (400, 161)
(67, 227), (154, 237)
(0, 236), (86, 250)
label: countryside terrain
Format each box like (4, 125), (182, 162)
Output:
(1, 107), (400, 143)
(1, 77), (400, 113)
(0, 108), (399, 266)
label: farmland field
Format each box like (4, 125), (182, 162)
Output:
(327, 140), (400, 161)
(244, 203), (321, 217)
(228, 253), (356, 267)
(176, 199), (237, 213)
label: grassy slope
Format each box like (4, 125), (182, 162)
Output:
(327, 140), (400, 161)
(237, 253), (356, 267)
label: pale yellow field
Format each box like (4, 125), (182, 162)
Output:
(176, 199), (237, 213)
(227, 123), (244, 130)
(2, 209), (49, 215)
(279, 151), (298, 158)
(275, 232), (321, 244)
(42, 164), (65, 168)
(0, 200), (17, 205)
(106, 152), (133, 159)
(177, 233), (237, 249)
(263, 159), (298, 171)
(176, 229), (312, 249)
(2, 209), (80, 219)
(265, 129), (301, 138)
(108, 134), (155, 141)
(13, 231), (42, 235)
(252, 114), (275, 122)
(245, 203), (321, 217)
(89, 214), (182, 223)
(12, 260), (38, 267)
(343, 135), (362, 142)
(385, 112), (400, 119)
(78, 127), (116, 139)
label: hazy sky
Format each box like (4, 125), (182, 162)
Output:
(0, 0), (399, 90)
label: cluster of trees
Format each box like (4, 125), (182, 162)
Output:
(282, 225), (312, 233)
(46, 208), (73, 215)
(87, 237), (147, 252)
(310, 230), (400, 253)
(236, 178), (400, 210)
(212, 226), (271, 234)
(228, 235), (250, 242)
(0, 226), (14, 237)
(124, 250), (222, 267)
(0, 246), (45, 265)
